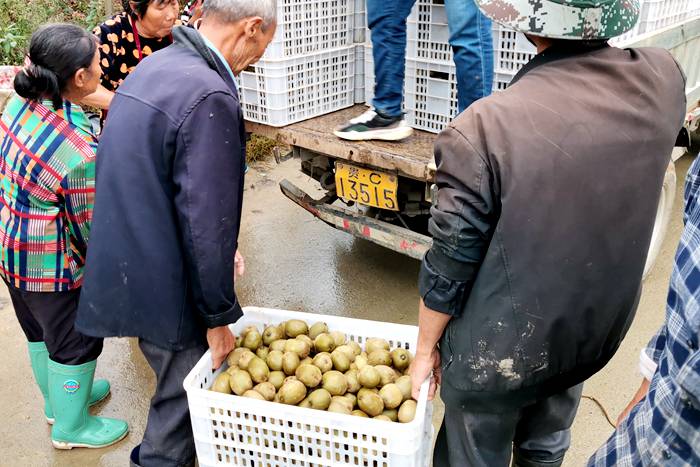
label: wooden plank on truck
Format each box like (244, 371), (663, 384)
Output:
(246, 105), (438, 182)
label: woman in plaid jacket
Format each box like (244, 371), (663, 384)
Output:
(0, 24), (128, 450)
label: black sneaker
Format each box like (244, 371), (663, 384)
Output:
(334, 109), (413, 141)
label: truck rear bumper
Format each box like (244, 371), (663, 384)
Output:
(279, 179), (432, 260)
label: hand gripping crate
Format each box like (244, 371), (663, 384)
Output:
(238, 46), (356, 126)
(184, 307), (434, 467)
(263, 0), (355, 59)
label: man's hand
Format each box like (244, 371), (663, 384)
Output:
(234, 250), (245, 278)
(410, 347), (441, 401)
(207, 325), (235, 369)
(617, 378), (651, 426)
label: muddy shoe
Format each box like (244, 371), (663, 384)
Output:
(334, 109), (413, 141)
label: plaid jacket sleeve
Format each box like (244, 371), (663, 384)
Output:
(61, 158), (96, 253)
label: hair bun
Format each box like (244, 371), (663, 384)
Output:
(14, 62), (61, 104)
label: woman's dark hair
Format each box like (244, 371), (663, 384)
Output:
(122, 0), (173, 19)
(13, 24), (97, 109)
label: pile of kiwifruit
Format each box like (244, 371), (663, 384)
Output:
(210, 319), (418, 423)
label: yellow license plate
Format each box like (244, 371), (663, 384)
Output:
(335, 162), (398, 211)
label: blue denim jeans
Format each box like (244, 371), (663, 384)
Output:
(367, 0), (494, 117)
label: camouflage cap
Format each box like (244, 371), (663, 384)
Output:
(476, 0), (640, 40)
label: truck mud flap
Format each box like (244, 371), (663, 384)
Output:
(279, 179), (432, 260)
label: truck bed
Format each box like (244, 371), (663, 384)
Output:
(245, 105), (437, 181)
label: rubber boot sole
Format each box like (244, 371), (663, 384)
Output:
(51, 429), (128, 450)
(45, 388), (111, 425)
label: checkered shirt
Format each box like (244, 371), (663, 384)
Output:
(0, 95), (97, 291)
(589, 156), (700, 466)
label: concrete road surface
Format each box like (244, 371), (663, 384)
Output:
(0, 155), (691, 466)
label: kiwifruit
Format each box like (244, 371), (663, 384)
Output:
(398, 399), (417, 423)
(334, 345), (356, 361)
(300, 357), (313, 366)
(312, 352), (333, 373)
(374, 365), (397, 386)
(308, 388), (332, 410)
(365, 338), (390, 354)
(229, 369), (253, 396)
(322, 371), (347, 396)
(243, 389), (266, 400)
(236, 336), (243, 348)
(248, 357), (270, 384)
(331, 349), (351, 372)
(381, 409), (398, 422)
(298, 397), (312, 408)
(240, 325), (259, 338)
(278, 380), (307, 405)
(391, 348), (411, 371)
(285, 339), (311, 359)
(329, 331), (347, 347)
(243, 330), (263, 351)
(343, 393), (357, 408)
(351, 410), (369, 418)
(285, 319), (308, 338)
(379, 384), (403, 409)
(262, 325), (284, 346)
(348, 340), (362, 357)
(331, 396), (353, 412)
(354, 354), (368, 370)
(211, 373), (231, 394)
(357, 389), (384, 417)
(395, 375), (412, 401)
(268, 371), (285, 390)
(345, 370), (361, 393)
(358, 366), (381, 389)
(373, 415), (392, 422)
(226, 347), (250, 367)
(327, 400), (352, 415)
(270, 339), (287, 352)
(284, 376), (299, 384)
(254, 382), (276, 401)
(237, 350), (256, 371)
(266, 350), (284, 371)
(295, 334), (314, 349)
(282, 351), (300, 375)
(313, 333), (336, 353)
(296, 364), (322, 388)
(308, 322), (328, 340)
(367, 349), (392, 366)
(256, 346), (269, 361)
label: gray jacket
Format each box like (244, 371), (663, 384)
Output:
(419, 43), (686, 410)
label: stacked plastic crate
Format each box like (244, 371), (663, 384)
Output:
(236, 0), (356, 126)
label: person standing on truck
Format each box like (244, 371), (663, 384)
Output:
(408, 0), (687, 465)
(334, 0), (493, 141)
(589, 158), (700, 465)
(73, 1), (276, 465)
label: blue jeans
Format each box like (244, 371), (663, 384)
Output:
(368, 0), (494, 117)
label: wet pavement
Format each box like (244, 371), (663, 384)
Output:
(0, 155), (691, 466)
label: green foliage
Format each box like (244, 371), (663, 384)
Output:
(0, 0), (120, 65)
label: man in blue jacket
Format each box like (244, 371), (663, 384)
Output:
(76, 1), (276, 465)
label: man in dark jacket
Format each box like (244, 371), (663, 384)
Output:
(75, 1), (277, 465)
(409, 1), (687, 466)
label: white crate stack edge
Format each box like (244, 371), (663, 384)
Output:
(184, 307), (434, 467)
(238, 0), (356, 126)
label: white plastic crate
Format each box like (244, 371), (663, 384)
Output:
(406, 0), (452, 63)
(354, 0), (367, 43)
(364, 43), (375, 104)
(354, 44), (366, 104)
(637, 0), (691, 33)
(492, 24), (536, 75)
(405, 59), (458, 133)
(262, 0), (355, 59)
(184, 307), (434, 467)
(238, 46), (356, 126)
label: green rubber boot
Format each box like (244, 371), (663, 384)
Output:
(48, 358), (128, 449)
(27, 342), (111, 424)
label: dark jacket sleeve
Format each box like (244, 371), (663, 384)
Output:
(173, 91), (244, 328)
(419, 126), (497, 316)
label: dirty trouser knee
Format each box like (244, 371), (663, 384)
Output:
(367, 0), (416, 117)
(444, 0), (494, 112)
(6, 281), (103, 364)
(137, 339), (207, 467)
(433, 384), (583, 467)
